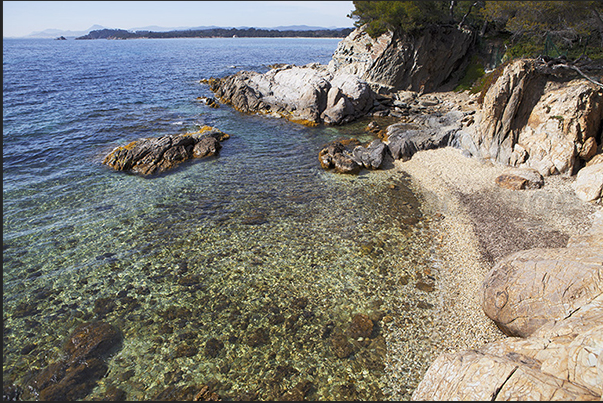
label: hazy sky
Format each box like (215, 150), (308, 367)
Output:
(3, 1), (356, 37)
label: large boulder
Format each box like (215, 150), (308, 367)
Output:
(328, 25), (474, 93)
(480, 246), (603, 338)
(385, 110), (464, 160)
(412, 212), (603, 401)
(573, 162), (603, 202)
(412, 294), (603, 401)
(102, 126), (229, 175)
(204, 64), (375, 126)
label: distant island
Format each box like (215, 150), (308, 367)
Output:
(76, 27), (353, 40)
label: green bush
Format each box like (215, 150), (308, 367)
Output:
(454, 56), (486, 92)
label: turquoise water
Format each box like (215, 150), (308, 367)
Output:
(3, 38), (437, 400)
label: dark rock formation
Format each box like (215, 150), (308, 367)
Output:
(319, 138), (389, 174)
(386, 110), (464, 161)
(103, 126), (230, 175)
(319, 139), (363, 174)
(21, 321), (122, 401)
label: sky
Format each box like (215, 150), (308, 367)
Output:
(3, 1), (356, 37)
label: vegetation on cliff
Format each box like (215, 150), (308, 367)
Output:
(349, 1), (603, 60)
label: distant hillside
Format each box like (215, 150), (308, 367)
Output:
(24, 25), (106, 38)
(76, 27), (353, 40)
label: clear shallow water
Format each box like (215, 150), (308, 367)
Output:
(3, 38), (438, 400)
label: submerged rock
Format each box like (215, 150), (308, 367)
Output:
(102, 126), (230, 175)
(21, 321), (122, 401)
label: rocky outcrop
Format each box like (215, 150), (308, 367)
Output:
(204, 63), (375, 126)
(412, 212), (603, 401)
(102, 126), (230, 175)
(481, 246), (602, 338)
(203, 25), (475, 126)
(386, 110), (464, 160)
(318, 138), (388, 174)
(328, 25), (474, 93)
(466, 58), (603, 176)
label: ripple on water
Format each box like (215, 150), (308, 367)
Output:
(3, 164), (440, 400)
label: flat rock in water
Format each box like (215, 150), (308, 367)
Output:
(102, 126), (230, 176)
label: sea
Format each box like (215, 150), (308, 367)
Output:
(3, 37), (441, 401)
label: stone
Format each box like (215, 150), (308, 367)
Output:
(38, 358), (108, 401)
(318, 139), (362, 174)
(480, 246), (603, 338)
(494, 167), (544, 190)
(586, 153), (603, 167)
(193, 136), (221, 158)
(579, 137), (598, 161)
(412, 348), (600, 401)
(351, 139), (387, 169)
(470, 59), (603, 174)
(385, 111), (462, 161)
(573, 162), (603, 202)
(346, 313), (374, 339)
(64, 321), (121, 365)
(330, 332), (354, 359)
(205, 64), (375, 126)
(21, 321), (121, 401)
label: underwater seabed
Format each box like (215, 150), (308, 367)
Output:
(3, 156), (442, 400)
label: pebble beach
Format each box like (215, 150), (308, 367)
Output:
(382, 146), (601, 400)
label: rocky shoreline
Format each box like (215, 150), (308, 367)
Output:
(198, 26), (603, 398)
(95, 24), (603, 400)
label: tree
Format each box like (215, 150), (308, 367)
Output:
(480, 1), (603, 56)
(348, 1), (485, 38)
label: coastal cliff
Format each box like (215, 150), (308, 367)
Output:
(328, 24), (474, 94)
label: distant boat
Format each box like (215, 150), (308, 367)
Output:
(232, 34), (237, 38)
(55, 36), (67, 40)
